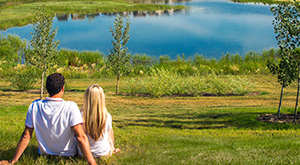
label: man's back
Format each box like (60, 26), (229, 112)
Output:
(0, 73), (96, 165)
(25, 97), (83, 156)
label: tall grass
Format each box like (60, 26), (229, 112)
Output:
(126, 68), (255, 97)
(132, 49), (278, 76)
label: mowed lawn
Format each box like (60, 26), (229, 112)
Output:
(1, 75), (300, 164)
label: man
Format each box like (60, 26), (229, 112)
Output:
(0, 73), (96, 165)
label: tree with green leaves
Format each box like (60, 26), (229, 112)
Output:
(107, 14), (131, 94)
(267, 56), (296, 118)
(269, 1), (300, 120)
(26, 7), (59, 99)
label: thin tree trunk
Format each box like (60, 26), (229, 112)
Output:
(116, 73), (120, 94)
(294, 66), (300, 123)
(40, 71), (45, 100)
(277, 84), (284, 119)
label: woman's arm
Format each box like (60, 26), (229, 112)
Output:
(108, 128), (115, 151)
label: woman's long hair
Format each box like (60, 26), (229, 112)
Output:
(83, 84), (108, 141)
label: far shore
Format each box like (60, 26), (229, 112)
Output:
(0, 0), (185, 30)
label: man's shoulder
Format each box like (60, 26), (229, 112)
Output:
(63, 101), (80, 113)
(30, 99), (42, 106)
(33, 99), (42, 103)
(64, 100), (78, 106)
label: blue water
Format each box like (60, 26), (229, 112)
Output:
(0, 0), (277, 59)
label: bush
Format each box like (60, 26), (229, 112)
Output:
(9, 65), (38, 91)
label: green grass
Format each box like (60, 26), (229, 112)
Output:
(1, 75), (300, 164)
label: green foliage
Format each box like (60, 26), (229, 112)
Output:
(269, 1), (300, 83)
(0, 34), (27, 64)
(28, 7), (59, 70)
(57, 49), (105, 68)
(131, 53), (154, 75)
(9, 65), (38, 91)
(0, 34), (29, 78)
(272, 1), (300, 52)
(126, 68), (255, 97)
(26, 7), (59, 98)
(268, 54), (296, 87)
(269, 1), (300, 118)
(107, 14), (131, 94)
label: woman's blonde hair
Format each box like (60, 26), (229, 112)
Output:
(83, 84), (108, 141)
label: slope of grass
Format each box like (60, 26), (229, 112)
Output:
(1, 75), (300, 164)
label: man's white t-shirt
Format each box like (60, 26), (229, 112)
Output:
(25, 97), (83, 156)
(78, 112), (112, 157)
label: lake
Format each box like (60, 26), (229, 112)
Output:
(0, 0), (277, 59)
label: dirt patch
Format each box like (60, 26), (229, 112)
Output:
(258, 113), (300, 124)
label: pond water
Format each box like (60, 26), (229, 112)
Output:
(1, 0), (277, 59)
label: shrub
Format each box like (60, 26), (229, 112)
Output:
(9, 65), (38, 91)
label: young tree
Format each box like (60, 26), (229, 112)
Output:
(267, 55), (296, 118)
(107, 14), (131, 94)
(270, 1), (300, 120)
(27, 7), (59, 99)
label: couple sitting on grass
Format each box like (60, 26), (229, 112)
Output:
(0, 73), (119, 165)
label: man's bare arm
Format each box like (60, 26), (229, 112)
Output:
(72, 124), (96, 165)
(0, 126), (33, 164)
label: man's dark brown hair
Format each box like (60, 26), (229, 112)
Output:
(46, 73), (65, 97)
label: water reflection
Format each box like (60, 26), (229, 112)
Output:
(56, 14), (69, 21)
(55, 9), (187, 21)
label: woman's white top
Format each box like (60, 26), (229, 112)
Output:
(78, 112), (112, 157)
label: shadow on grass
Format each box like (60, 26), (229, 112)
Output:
(0, 145), (39, 160)
(0, 145), (90, 164)
(115, 108), (300, 130)
(66, 89), (86, 93)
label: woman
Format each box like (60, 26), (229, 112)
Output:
(78, 84), (120, 157)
